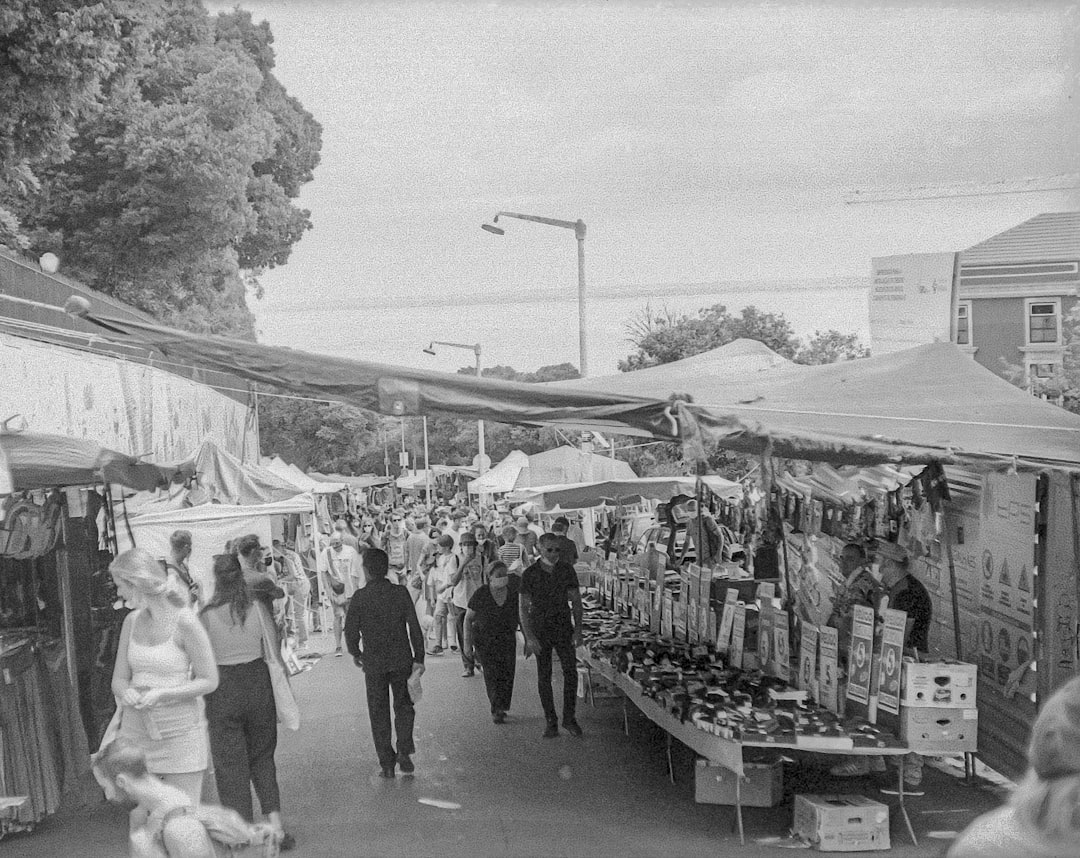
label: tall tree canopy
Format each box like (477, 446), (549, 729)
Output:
(3, 1), (321, 338)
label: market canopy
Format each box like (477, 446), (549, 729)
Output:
(562, 340), (1080, 471)
(467, 450), (530, 495)
(73, 309), (1080, 472)
(0, 430), (191, 493)
(509, 475), (742, 510)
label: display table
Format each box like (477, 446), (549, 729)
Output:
(581, 655), (918, 846)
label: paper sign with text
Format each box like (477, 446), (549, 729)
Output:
(846, 604), (876, 705)
(819, 626), (839, 713)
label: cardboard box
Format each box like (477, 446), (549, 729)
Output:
(901, 661), (978, 707)
(792, 794), (890, 852)
(695, 759), (783, 807)
(900, 706), (978, 753)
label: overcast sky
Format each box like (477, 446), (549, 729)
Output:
(214, 1), (1079, 346)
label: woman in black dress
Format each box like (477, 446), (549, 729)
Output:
(462, 562), (519, 724)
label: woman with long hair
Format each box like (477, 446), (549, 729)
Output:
(109, 548), (218, 818)
(949, 675), (1080, 857)
(200, 553), (294, 851)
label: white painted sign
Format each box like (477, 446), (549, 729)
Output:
(869, 252), (956, 354)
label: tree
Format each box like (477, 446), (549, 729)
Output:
(794, 330), (871, 365)
(12, 1), (321, 337)
(0, 0), (128, 249)
(618, 303), (800, 371)
(258, 395), (380, 474)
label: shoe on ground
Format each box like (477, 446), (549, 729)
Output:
(462, 669), (475, 678)
(279, 833), (296, 852)
(542, 723), (560, 739)
(396, 753), (415, 774)
(493, 711), (506, 724)
(563, 719), (583, 738)
(335, 647), (343, 658)
(450, 645), (458, 651)
(378, 765), (395, 778)
(427, 647), (443, 656)
(830, 758), (870, 777)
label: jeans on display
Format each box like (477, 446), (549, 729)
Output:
(449, 604), (473, 671)
(477, 637), (516, 714)
(364, 668), (416, 769)
(535, 633), (577, 725)
(205, 659), (281, 821)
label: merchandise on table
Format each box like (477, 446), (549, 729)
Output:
(901, 660), (978, 707)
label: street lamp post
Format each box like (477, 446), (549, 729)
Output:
(423, 340), (486, 477)
(482, 211), (588, 377)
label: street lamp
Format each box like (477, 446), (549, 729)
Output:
(423, 340), (487, 477)
(481, 211), (588, 377)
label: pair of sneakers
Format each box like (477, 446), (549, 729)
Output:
(543, 719), (583, 738)
(379, 752), (415, 778)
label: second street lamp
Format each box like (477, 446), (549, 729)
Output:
(423, 340), (486, 477)
(482, 211), (588, 377)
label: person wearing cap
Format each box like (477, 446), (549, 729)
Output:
(333, 519), (359, 552)
(949, 676), (1080, 857)
(320, 531), (363, 657)
(449, 532), (484, 677)
(164, 529), (201, 607)
(514, 517), (539, 566)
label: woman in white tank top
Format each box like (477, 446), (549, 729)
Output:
(110, 548), (218, 823)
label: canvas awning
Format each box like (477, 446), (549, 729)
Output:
(467, 450), (530, 495)
(73, 310), (1080, 472)
(0, 431), (192, 493)
(509, 475), (742, 510)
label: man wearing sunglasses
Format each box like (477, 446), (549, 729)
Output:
(519, 533), (584, 738)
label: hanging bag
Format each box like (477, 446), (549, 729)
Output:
(255, 604), (300, 731)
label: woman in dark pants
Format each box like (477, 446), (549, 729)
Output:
(199, 554), (295, 851)
(463, 562), (519, 723)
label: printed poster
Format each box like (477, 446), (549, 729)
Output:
(717, 588), (739, 653)
(772, 609), (791, 681)
(799, 624), (819, 698)
(846, 604), (876, 705)
(730, 604), (747, 669)
(757, 607), (774, 672)
(876, 609), (907, 715)
(819, 626), (840, 714)
(661, 596), (673, 639)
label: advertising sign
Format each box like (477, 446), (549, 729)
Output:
(717, 588), (739, 653)
(758, 607), (774, 672)
(819, 626), (840, 714)
(730, 604), (747, 669)
(799, 624), (819, 697)
(869, 252), (956, 355)
(876, 609), (908, 715)
(846, 604), (876, 705)
(772, 609), (791, 681)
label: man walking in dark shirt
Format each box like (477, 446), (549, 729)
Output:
(520, 533), (584, 739)
(550, 516), (579, 567)
(344, 549), (426, 778)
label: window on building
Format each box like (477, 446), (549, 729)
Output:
(1028, 301), (1060, 344)
(956, 302), (971, 345)
(1032, 362), (1057, 379)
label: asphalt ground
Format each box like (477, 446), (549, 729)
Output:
(4, 633), (1005, 857)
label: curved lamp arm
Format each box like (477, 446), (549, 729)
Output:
(495, 211), (586, 239)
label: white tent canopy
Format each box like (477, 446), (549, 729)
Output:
(467, 450), (530, 495)
(118, 494), (315, 599)
(263, 456), (346, 494)
(509, 475), (741, 510)
(469, 446), (637, 495)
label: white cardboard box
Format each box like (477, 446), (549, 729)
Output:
(793, 794), (890, 852)
(900, 706), (978, 753)
(901, 661), (977, 707)
(694, 759), (782, 807)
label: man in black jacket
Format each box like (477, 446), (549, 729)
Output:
(344, 548), (426, 778)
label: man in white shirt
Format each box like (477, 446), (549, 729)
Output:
(321, 532), (364, 656)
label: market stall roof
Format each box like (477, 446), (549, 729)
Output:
(311, 473), (390, 489)
(561, 340), (1080, 471)
(508, 475), (742, 510)
(72, 308), (1080, 471)
(467, 450), (530, 495)
(182, 442), (302, 506)
(263, 456), (321, 492)
(0, 430), (191, 492)
(524, 446), (638, 486)
(75, 311), (681, 440)
(121, 492), (315, 526)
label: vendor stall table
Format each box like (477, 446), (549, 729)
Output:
(582, 655), (919, 847)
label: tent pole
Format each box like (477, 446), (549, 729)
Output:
(942, 504), (964, 660)
(56, 512), (80, 701)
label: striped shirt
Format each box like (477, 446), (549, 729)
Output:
(497, 541), (525, 572)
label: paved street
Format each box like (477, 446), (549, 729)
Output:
(6, 636), (1002, 857)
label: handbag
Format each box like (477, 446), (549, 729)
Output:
(255, 605), (300, 731)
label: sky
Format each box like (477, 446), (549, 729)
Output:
(210, 0), (1080, 372)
